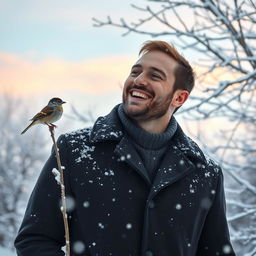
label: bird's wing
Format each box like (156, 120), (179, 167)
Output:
(30, 106), (54, 121)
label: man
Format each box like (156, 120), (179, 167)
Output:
(15, 41), (236, 256)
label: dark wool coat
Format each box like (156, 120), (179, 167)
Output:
(15, 105), (236, 256)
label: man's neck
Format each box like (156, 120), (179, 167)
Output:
(135, 115), (172, 134)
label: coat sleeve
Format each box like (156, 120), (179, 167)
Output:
(196, 168), (236, 256)
(14, 135), (71, 256)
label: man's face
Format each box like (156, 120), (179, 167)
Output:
(123, 50), (178, 122)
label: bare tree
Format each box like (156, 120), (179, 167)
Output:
(0, 94), (48, 249)
(93, 0), (256, 255)
(67, 105), (96, 125)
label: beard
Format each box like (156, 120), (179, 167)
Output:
(122, 85), (173, 122)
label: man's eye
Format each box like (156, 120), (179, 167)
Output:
(152, 73), (162, 79)
(130, 70), (139, 76)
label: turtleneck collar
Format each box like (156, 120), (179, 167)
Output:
(117, 104), (177, 150)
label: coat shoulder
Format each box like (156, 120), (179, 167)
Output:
(204, 154), (222, 174)
(175, 128), (222, 177)
(64, 127), (92, 144)
(62, 127), (94, 151)
(61, 127), (96, 164)
(188, 136), (222, 177)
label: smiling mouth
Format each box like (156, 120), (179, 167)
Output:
(130, 90), (150, 99)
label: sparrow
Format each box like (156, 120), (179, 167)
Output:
(21, 97), (66, 134)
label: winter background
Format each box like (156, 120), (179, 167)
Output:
(0, 0), (255, 255)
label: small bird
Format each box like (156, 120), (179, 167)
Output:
(21, 97), (66, 134)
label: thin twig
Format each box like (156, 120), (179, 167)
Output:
(49, 126), (70, 256)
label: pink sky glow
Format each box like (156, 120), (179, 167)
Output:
(0, 52), (135, 97)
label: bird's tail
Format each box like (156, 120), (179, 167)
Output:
(21, 122), (35, 134)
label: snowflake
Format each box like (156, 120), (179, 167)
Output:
(175, 204), (182, 210)
(126, 223), (132, 229)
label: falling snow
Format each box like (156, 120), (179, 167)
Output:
(126, 223), (132, 229)
(73, 241), (85, 254)
(65, 196), (75, 212)
(179, 159), (185, 165)
(200, 198), (211, 210)
(222, 244), (232, 254)
(175, 204), (182, 210)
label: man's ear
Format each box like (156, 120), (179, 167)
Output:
(171, 90), (189, 108)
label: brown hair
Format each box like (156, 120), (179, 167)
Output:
(139, 40), (195, 93)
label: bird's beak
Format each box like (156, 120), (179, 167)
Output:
(62, 101), (66, 104)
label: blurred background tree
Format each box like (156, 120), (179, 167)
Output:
(93, 0), (256, 255)
(0, 94), (48, 249)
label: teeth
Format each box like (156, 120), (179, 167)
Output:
(132, 91), (148, 99)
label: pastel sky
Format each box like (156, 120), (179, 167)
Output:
(1, 0), (217, 133)
(0, 0), (159, 126)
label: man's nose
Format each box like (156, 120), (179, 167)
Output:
(134, 72), (148, 86)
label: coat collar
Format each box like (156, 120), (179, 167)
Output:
(89, 105), (206, 162)
(89, 105), (207, 196)
(89, 105), (124, 143)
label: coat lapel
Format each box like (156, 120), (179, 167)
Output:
(114, 136), (151, 185)
(149, 141), (196, 200)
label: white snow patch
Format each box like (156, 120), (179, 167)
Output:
(104, 170), (115, 176)
(205, 172), (210, 177)
(76, 145), (95, 162)
(110, 132), (119, 138)
(52, 168), (61, 184)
